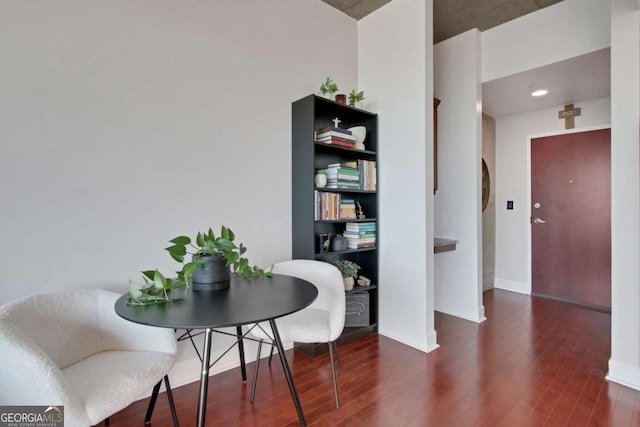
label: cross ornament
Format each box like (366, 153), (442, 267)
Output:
(332, 117), (341, 128)
(558, 104), (581, 129)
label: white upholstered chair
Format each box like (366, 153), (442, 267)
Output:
(248, 259), (346, 408)
(0, 288), (178, 427)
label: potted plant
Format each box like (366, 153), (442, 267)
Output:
(320, 77), (338, 99)
(348, 89), (365, 108)
(166, 225), (271, 291)
(334, 260), (361, 291)
(127, 226), (270, 304)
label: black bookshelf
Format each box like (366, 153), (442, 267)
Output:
(292, 94), (379, 354)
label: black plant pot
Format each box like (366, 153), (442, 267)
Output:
(192, 254), (231, 291)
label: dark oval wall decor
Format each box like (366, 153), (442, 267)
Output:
(482, 158), (490, 212)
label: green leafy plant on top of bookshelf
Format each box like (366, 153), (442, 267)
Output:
(320, 77), (339, 97)
(348, 89), (365, 107)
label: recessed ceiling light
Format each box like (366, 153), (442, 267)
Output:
(531, 89), (548, 97)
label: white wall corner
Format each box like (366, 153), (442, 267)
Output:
(379, 319), (431, 353)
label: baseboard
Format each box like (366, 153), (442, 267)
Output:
(435, 307), (486, 323)
(426, 329), (439, 353)
(378, 318), (435, 353)
(607, 358), (640, 391)
(494, 278), (530, 295)
(435, 299), (486, 323)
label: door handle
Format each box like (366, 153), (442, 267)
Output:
(532, 218), (546, 224)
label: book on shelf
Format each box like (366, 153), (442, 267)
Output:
(327, 165), (359, 174)
(314, 191), (370, 221)
(325, 161), (376, 191)
(343, 234), (376, 249)
(339, 197), (357, 220)
(324, 162), (364, 190)
(358, 159), (377, 191)
(344, 221), (377, 249)
(343, 233), (376, 240)
(328, 161), (358, 169)
(316, 134), (355, 143)
(316, 130), (356, 141)
(346, 222), (377, 231)
(337, 174), (359, 182)
(315, 127), (352, 136)
(314, 190), (341, 220)
(337, 184), (361, 190)
(317, 138), (356, 148)
(340, 211), (357, 220)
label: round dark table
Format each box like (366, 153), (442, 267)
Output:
(115, 274), (318, 427)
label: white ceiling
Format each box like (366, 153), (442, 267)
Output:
(320, 0), (609, 119)
(321, 0), (564, 44)
(482, 48), (611, 117)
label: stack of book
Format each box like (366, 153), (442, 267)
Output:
(343, 222), (377, 249)
(325, 162), (360, 189)
(339, 197), (357, 220)
(314, 190), (340, 220)
(314, 127), (356, 148)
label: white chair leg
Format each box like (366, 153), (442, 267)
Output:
(328, 341), (339, 409)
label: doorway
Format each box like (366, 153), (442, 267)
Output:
(530, 129), (611, 310)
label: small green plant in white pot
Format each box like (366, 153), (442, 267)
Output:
(348, 89), (365, 108)
(334, 260), (361, 291)
(320, 77), (339, 99)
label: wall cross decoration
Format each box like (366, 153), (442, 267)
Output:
(558, 104), (581, 129)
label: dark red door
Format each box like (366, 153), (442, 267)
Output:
(531, 129), (611, 309)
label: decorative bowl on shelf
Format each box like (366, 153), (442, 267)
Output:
(348, 126), (366, 150)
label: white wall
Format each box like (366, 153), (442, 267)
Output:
(607, 0), (640, 391)
(433, 30), (485, 322)
(493, 98), (611, 294)
(482, 0), (611, 82)
(0, 0), (358, 387)
(358, 0), (437, 352)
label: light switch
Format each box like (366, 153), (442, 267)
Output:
(507, 201), (514, 210)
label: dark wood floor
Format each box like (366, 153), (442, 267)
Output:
(104, 289), (640, 426)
